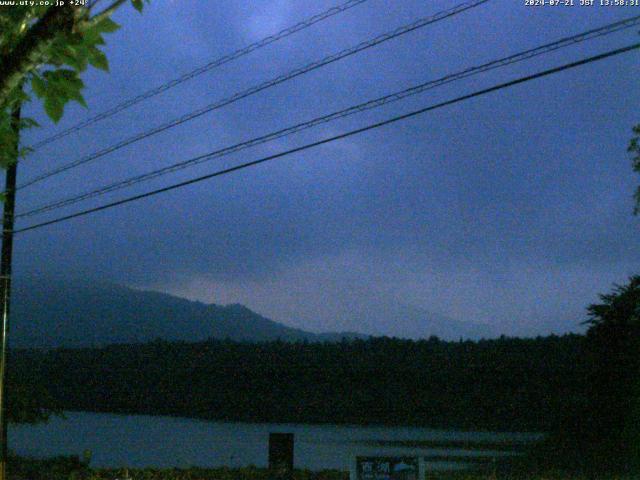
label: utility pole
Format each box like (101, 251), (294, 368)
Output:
(0, 100), (22, 480)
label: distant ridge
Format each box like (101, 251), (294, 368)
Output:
(10, 278), (367, 349)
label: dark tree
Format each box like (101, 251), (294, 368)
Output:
(628, 125), (640, 214)
(539, 276), (640, 474)
(5, 350), (61, 424)
(581, 276), (640, 472)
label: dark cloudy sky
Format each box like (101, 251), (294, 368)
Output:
(12, 0), (640, 338)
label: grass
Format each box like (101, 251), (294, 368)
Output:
(87, 467), (347, 480)
(7, 456), (638, 480)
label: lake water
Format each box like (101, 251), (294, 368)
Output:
(9, 412), (542, 471)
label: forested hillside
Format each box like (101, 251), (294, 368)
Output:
(12, 335), (586, 431)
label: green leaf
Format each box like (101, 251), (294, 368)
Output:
(19, 117), (39, 129)
(44, 96), (64, 123)
(42, 77), (64, 99)
(31, 75), (46, 98)
(60, 45), (89, 72)
(18, 146), (33, 159)
(44, 69), (84, 98)
(81, 28), (105, 47)
(88, 48), (109, 71)
(131, 0), (144, 12)
(68, 90), (87, 108)
(94, 17), (120, 33)
(66, 31), (84, 46)
(56, 68), (81, 84)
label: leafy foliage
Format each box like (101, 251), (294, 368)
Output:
(0, 0), (148, 168)
(131, 0), (151, 13)
(7, 456), (639, 480)
(536, 277), (640, 475)
(6, 349), (62, 424)
(0, 111), (38, 175)
(8, 454), (90, 480)
(7, 456), (347, 480)
(33, 69), (87, 122)
(628, 125), (640, 214)
(89, 466), (347, 480)
(13, 334), (586, 432)
(582, 276), (640, 472)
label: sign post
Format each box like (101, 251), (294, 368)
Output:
(351, 456), (424, 480)
(268, 432), (294, 480)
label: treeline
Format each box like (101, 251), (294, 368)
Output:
(10, 334), (587, 431)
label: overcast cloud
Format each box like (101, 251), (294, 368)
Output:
(12, 0), (640, 337)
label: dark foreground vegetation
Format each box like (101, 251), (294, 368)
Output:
(8, 455), (347, 480)
(7, 455), (639, 480)
(12, 334), (584, 431)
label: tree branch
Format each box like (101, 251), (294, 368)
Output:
(88, 0), (127, 25)
(0, 5), (79, 108)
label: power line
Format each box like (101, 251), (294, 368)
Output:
(16, 14), (640, 219)
(28, 0), (372, 150)
(14, 42), (640, 235)
(17, 0), (490, 191)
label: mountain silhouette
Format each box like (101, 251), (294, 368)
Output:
(10, 277), (365, 348)
(9, 277), (494, 348)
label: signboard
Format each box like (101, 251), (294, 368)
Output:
(351, 456), (424, 480)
